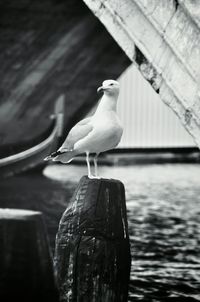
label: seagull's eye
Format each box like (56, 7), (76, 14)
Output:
(110, 83), (114, 86)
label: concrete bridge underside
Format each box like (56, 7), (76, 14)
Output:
(0, 0), (130, 156)
(83, 0), (200, 148)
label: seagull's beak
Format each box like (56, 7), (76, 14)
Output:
(97, 86), (104, 94)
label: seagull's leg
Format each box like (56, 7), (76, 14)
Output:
(94, 153), (99, 178)
(86, 152), (92, 178)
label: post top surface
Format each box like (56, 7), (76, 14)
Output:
(80, 175), (124, 185)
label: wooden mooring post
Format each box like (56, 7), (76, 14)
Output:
(54, 176), (131, 302)
(0, 209), (59, 302)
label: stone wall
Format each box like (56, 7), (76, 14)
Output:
(83, 0), (200, 148)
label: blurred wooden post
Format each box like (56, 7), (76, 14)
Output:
(0, 209), (59, 302)
(54, 176), (131, 302)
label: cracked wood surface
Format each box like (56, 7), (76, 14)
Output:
(83, 0), (200, 148)
(54, 176), (131, 301)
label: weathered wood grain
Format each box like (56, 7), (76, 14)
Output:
(54, 176), (131, 302)
(0, 208), (58, 302)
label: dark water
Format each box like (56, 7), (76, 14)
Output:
(1, 164), (200, 301)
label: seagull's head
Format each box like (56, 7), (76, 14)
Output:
(97, 80), (120, 97)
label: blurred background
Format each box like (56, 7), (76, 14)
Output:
(0, 0), (200, 301)
(117, 64), (195, 149)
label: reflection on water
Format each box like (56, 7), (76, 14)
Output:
(127, 183), (200, 301)
(1, 164), (200, 301)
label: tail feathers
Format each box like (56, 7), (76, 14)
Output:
(52, 150), (75, 163)
(44, 149), (75, 163)
(44, 150), (64, 161)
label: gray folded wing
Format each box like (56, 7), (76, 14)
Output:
(60, 117), (93, 151)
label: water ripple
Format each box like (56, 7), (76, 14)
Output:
(1, 164), (200, 301)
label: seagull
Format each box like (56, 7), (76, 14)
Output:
(44, 79), (123, 178)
